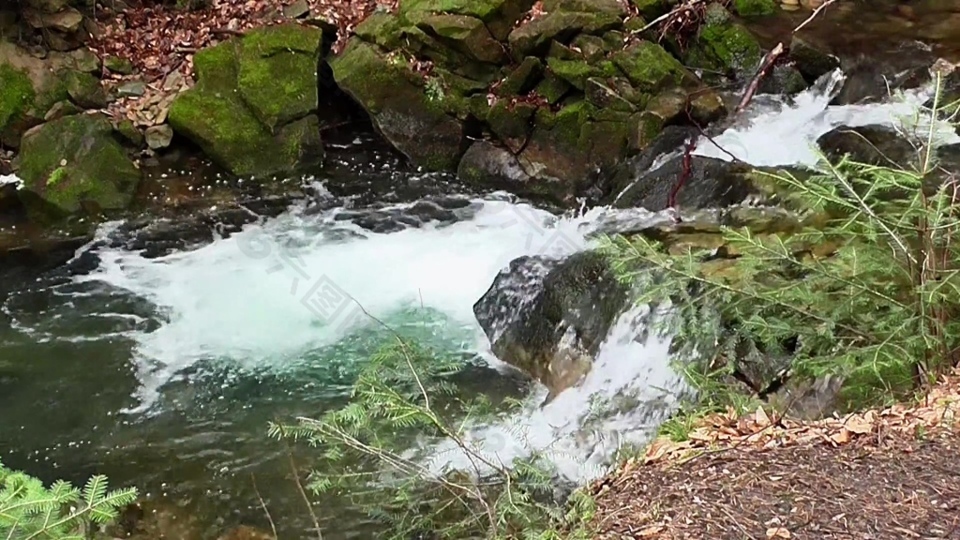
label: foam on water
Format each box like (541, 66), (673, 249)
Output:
(695, 70), (960, 166)
(78, 198), (610, 410)
(25, 66), (950, 485)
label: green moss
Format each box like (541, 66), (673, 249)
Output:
(732, 0), (776, 17)
(630, 0), (669, 18)
(399, 0), (507, 22)
(698, 22), (761, 72)
(534, 70), (571, 104)
(0, 64), (36, 133)
(235, 24), (322, 130)
(612, 40), (687, 91)
(354, 12), (403, 48)
(169, 37), (321, 177)
(546, 57), (619, 90)
(17, 114), (140, 219)
(240, 23), (322, 55)
(46, 166), (67, 187)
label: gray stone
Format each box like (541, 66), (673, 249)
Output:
(144, 124), (174, 149)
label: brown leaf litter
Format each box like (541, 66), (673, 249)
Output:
(86, 0), (396, 127)
(589, 370), (960, 539)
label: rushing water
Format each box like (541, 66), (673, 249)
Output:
(1, 69), (958, 538)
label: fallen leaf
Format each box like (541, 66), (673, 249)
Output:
(766, 527), (791, 538)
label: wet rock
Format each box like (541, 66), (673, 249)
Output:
(608, 152), (766, 211)
(145, 124), (174, 150)
(830, 47), (932, 106)
(757, 63), (808, 95)
(788, 36), (839, 82)
(816, 125), (917, 168)
(16, 113), (141, 220)
(331, 39), (464, 171)
(106, 500), (203, 540)
(599, 124), (698, 200)
(474, 250), (629, 402)
(168, 24), (325, 178)
(458, 140), (551, 198)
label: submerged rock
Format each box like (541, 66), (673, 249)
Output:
(168, 23), (324, 178)
(16, 113), (140, 220)
(474, 250), (628, 402)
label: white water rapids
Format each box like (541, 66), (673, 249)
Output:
(11, 69), (960, 485)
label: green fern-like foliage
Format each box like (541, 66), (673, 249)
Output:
(603, 69), (960, 412)
(270, 337), (596, 540)
(0, 461), (138, 540)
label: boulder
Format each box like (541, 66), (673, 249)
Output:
(474, 250), (628, 401)
(416, 14), (505, 64)
(816, 125), (917, 168)
(683, 4), (762, 81)
(0, 43), (77, 146)
(16, 113), (141, 219)
(459, 140), (579, 202)
(399, 0), (536, 41)
(508, 10), (621, 57)
(330, 38), (464, 171)
(168, 24), (325, 178)
(613, 40), (696, 92)
(788, 36), (839, 82)
(236, 24), (323, 130)
(608, 153), (767, 210)
(0, 63), (36, 141)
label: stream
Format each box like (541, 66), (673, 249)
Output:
(1, 69), (957, 538)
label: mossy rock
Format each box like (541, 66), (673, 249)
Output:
(168, 38), (323, 178)
(498, 56), (543, 95)
(732, 0), (777, 17)
(416, 14), (505, 64)
(684, 5), (762, 80)
(546, 56), (618, 90)
(237, 23), (323, 131)
(16, 113), (140, 219)
(354, 12), (404, 49)
(534, 69), (572, 104)
(612, 40), (693, 92)
(487, 99), (536, 152)
(0, 63), (35, 138)
(399, 0), (535, 41)
(508, 11), (622, 56)
(65, 70), (107, 109)
(330, 38), (464, 171)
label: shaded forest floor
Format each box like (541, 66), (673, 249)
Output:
(589, 372), (960, 539)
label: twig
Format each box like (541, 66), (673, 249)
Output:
(251, 474), (279, 540)
(736, 0), (839, 113)
(736, 42), (785, 114)
(283, 441), (324, 540)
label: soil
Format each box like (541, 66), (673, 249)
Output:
(588, 372), (960, 539)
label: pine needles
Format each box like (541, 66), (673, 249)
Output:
(0, 461), (138, 540)
(603, 66), (960, 415)
(269, 337), (596, 540)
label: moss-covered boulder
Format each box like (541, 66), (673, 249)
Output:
(473, 250), (628, 402)
(331, 39), (464, 171)
(398, 0), (535, 41)
(683, 4), (762, 81)
(508, 10), (622, 56)
(0, 64), (35, 141)
(613, 40), (696, 92)
(168, 23), (324, 178)
(16, 113), (140, 219)
(237, 24), (323, 130)
(415, 14), (505, 64)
